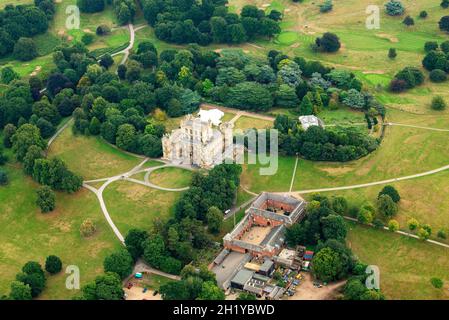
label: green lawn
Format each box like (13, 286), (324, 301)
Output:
(292, 125), (449, 191)
(148, 167), (193, 189)
(103, 180), (182, 236)
(241, 154), (296, 193)
(48, 124), (142, 180)
(140, 274), (176, 291)
(327, 169), (449, 243)
(0, 166), (121, 299)
(347, 223), (449, 300)
(0, 0), (32, 7)
(318, 107), (366, 125)
(234, 116), (273, 131)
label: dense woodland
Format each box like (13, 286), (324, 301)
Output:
(0, 1), (55, 60)
(275, 116), (380, 162)
(141, 1), (282, 45)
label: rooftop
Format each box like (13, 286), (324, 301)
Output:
(198, 108), (224, 126)
(231, 269), (254, 286)
(298, 115), (324, 130)
(212, 251), (252, 289)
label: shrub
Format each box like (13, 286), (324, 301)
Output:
(1, 66), (19, 84)
(429, 69), (447, 83)
(407, 218), (419, 231)
(431, 96), (447, 110)
(385, 0), (404, 16)
(417, 227), (430, 240)
(372, 218), (384, 229)
(388, 48), (397, 59)
(315, 32), (341, 52)
(9, 281), (32, 300)
(419, 11), (428, 18)
(389, 79), (407, 92)
(36, 186), (56, 213)
(402, 16), (414, 26)
(377, 194), (398, 217)
(437, 230), (447, 239)
(441, 40), (449, 53)
(394, 67), (424, 89)
(388, 220), (399, 232)
(378, 185), (401, 203)
(96, 24), (111, 36)
(0, 150), (7, 165)
(424, 41), (438, 52)
(422, 50), (448, 71)
(430, 277), (443, 289)
(319, 0), (333, 13)
(80, 219), (97, 237)
(81, 33), (95, 45)
(439, 16), (449, 32)
(45, 255), (62, 274)
(442, 0), (449, 9)
(0, 169), (9, 185)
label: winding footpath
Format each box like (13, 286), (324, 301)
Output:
(82, 161), (193, 244)
(111, 23), (135, 65)
(110, 23), (148, 65)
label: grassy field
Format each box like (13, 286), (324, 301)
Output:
(347, 223), (449, 300)
(241, 154), (296, 193)
(329, 169), (449, 242)
(234, 115), (274, 130)
(48, 124), (142, 180)
(148, 167), (193, 189)
(103, 180), (182, 236)
(0, 165), (121, 299)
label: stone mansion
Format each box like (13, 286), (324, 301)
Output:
(162, 110), (243, 169)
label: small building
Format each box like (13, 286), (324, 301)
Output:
(298, 115), (324, 131)
(267, 286), (286, 300)
(303, 250), (314, 261)
(259, 259), (275, 277)
(230, 269), (254, 290)
(273, 248), (302, 269)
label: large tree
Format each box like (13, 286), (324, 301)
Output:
(80, 272), (124, 300)
(321, 214), (347, 241)
(45, 255), (62, 274)
(312, 247), (344, 282)
(36, 185), (56, 213)
(103, 249), (134, 279)
(13, 38), (38, 61)
(9, 281), (32, 300)
(11, 124), (45, 162)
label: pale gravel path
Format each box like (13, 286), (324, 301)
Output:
(47, 118), (73, 148)
(343, 216), (449, 249)
(111, 23), (135, 65)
